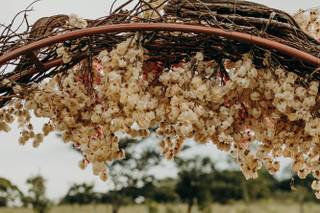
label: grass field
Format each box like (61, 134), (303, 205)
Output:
(0, 201), (319, 213)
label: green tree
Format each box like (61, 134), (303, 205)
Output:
(175, 156), (215, 213)
(151, 178), (179, 203)
(210, 170), (243, 203)
(244, 170), (276, 200)
(61, 183), (100, 205)
(100, 136), (163, 213)
(0, 177), (23, 207)
(210, 168), (277, 203)
(68, 130), (163, 212)
(276, 174), (316, 213)
(276, 175), (315, 201)
(23, 175), (51, 213)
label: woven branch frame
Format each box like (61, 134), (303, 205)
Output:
(0, 0), (320, 105)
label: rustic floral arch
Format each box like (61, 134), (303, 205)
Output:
(1, 0), (320, 197)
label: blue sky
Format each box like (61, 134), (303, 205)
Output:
(0, 0), (319, 200)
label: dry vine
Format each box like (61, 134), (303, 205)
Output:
(0, 0), (320, 103)
(1, 0), (320, 198)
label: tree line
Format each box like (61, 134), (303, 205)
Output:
(0, 137), (318, 213)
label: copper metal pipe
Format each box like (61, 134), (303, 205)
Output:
(1, 23), (320, 68)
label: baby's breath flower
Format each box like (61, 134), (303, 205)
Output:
(68, 14), (88, 29)
(1, 36), (320, 198)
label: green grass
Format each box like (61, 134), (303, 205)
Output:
(1, 201), (320, 213)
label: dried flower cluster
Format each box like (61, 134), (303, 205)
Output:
(1, 34), (320, 196)
(68, 14), (88, 29)
(294, 8), (320, 40)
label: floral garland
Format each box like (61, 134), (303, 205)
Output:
(0, 11), (320, 197)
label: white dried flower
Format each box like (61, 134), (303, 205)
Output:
(312, 180), (320, 191)
(68, 14), (88, 28)
(195, 52), (204, 61)
(2, 37), (320, 199)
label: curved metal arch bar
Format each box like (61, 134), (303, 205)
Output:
(1, 23), (320, 68)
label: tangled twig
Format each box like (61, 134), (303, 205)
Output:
(0, 0), (319, 106)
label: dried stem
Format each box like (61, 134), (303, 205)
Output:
(0, 0), (319, 106)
